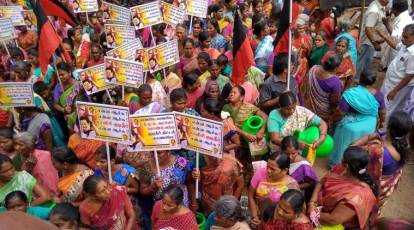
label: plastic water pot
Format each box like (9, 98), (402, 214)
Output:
(294, 126), (334, 158)
(242, 115), (264, 135)
(196, 212), (206, 230)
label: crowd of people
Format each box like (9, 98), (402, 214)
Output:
(0, 0), (413, 229)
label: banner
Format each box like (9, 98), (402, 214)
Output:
(76, 102), (130, 144)
(147, 39), (179, 73)
(186, 0), (208, 18)
(79, 64), (110, 95)
(106, 38), (143, 60)
(175, 112), (224, 158)
(0, 6), (25, 26)
(72, 0), (98, 13)
(105, 24), (136, 49)
(0, 17), (15, 41)
(128, 113), (180, 151)
(161, 2), (185, 27)
(0, 82), (34, 107)
(130, 1), (162, 30)
(105, 57), (144, 87)
(21, 10), (36, 30)
(100, 1), (130, 25)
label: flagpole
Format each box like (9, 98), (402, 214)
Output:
(287, 0), (293, 90)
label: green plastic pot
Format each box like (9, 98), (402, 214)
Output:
(242, 115), (264, 135)
(196, 212), (206, 230)
(294, 126), (334, 158)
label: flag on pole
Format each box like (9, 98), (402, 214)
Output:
(273, 0), (300, 54)
(38, 0), (78, 26)
(30, 0), (62, 75)
(231, 9), (254, 86)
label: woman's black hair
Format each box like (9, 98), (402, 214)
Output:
(388, 112), (412, 166)
(182, 71), (200, 89)
(33, 81), (48, 95)
(197, 52), (212, 66)
(56, 62), (72, 72)
(280, 189), (305, 214)
(343, 146), (379, 196)
(208, 18), (220, 33)
(322, 54), (342, 71)
(279, 92), (297, 107)
(52, 146), (79, 164)
(199, 31), (210, 43)
(170, 88), (188, 103)
(359, 71), (377, 86)
(273, 53), (289, 75)
(27, 48), (38, 57)
(83, 175), (105, 195)
(49, 203), (80, 224)
(253, 19), (267, 37)
(252, 13), (265, 27)
(331, 3), (344, 30)
(281, 136), (299, 151)
(252, 0), (262, 9)
(192, 18), (203, 28)
(268, 151), (290, 170)
(137, 83), (153, 96)
(5, 191), (27, 208)
(216, 54), (228, 65)
(96, 144), (116, 160)
(182, 37), (195, 47)
(316, 31), (328, 42)
(0, 153), (13, 166)
(233, 85), (245, 97)
(0, 127), (14, 139)
(203, 98), (223, 117)
(163, 184), (184, 205)
(62, 38), (73, 49)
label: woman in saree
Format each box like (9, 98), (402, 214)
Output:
(68, 130), (104, 169)
(329, 73), (386, 168)
(79, 175), (138, 230)
(205, 195), (250, 230)
(196, 51), (213, 89)
(352, 112), (412, 213)
(183, 71), (204, 109)
(301, 53), (342, 125)
(51, 147), (94, 203)
(321, 37), (356, 90)
(253, 19), (274, 73)
(151, 184), (197, 230)
(308, 146), (378, 230)
(335, 18), (358, 65)
(0, 154), (50, 207)
(14, 132), (59, 195)
(131, 84), (164, 115)
(268, 92), (328, 150)
(177, 38), (199, 78)
(248, 152), (299, 229)
(195, 80), (222, 115)
(53, 62), (81, 131)
(309, 31), (331, 68)
(208, 19), (228, 53)
(199, 31), (221, 60)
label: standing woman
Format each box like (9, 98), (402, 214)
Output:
(177, 38), (199, 78)
(79, 175), (138, 230)
(197, 52), (213, 88)
(199, 31), (221, 60)
(195, 80), (222, 114)
(309, 31), (331, 68)
(130, 84), (164, 115)
(183, 72), (204, 109)
(253, 20), (274, 73)
(189, 19), (203, 48)
(208, 18), (228, 53)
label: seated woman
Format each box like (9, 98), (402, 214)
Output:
(196, 52), (213, 89)
(183, 72), (204, 109)
(94, 145), (139, 196)
(195, 80), (223, 115)
(308, 146), (378, 229)
(52, 147), (94, 203)
(352, 112), (412, 211)
(131, 84), (164, 115)
(281, 136), (318, 202)
(248, 152), (299, 229)
(0, 128), (18, 168)
(49, 203), (80, 229)
(263, 189), (313, 230)
(14, 132), (59, 195)
(205, 195), (250, 230)
(177, 38), (199, 78)
(79, 175), (138, 230)
(301, 54), (342, 125)
(329, 73), (385, 167)
(198, 31), (221, 60)
(268, 92), (327, 150)
(0, 154), (50, 207)
(151, 184), (197, 230)
(1, 190), (51, 220)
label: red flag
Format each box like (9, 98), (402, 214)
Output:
(231, 9), (254, 86)
(38, 0), (78, 26)
(273, 0), (300, 54)
(31, 0), (62, 74)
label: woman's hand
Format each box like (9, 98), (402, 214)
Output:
(192, 169), (200, 180)
(245, 133), (257, 143)
(25, 156), (37, 172)
(189, 202), (199, 213)
(250, 216), (261, 229)
(256, 131), (264, 142)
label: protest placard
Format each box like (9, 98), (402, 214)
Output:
(134, 48), (149, 71)
(175, 112), (224, 158)
(105, 57), (144, 87)
(79, 64), (110, 95)
(0, 17), (15, 41)
(130, 1), (162, 30)
(161, 2), (185, 27)
(0, 6), (25, 26)
(76, 102), (130, 144)
(128, 113), (180, 151)
(105, 24), (136, 49)
(186, 0), (208, 18)
(0, 82), (34, 107)
(147, 39), (179, 73)
(21, 10), (36, 30)
(106, 38), (143, 61)
(72, 0), (98, 13)
(100, 1), (130, 25)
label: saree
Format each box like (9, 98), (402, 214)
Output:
(318, 171), (377, 229)
(335, 32), (358, 65)
(68, 133), (104, 169)
(222, 102), (259, 128)
(80, 185), (138, 230)
(309, 45), (331, 68)
(264, 218), (313, 230)
(322, 51), (356, 90)
(54, 82), (81, 128)
(0, 171), (36, 206)
(254, 35), (274, 73)
(281, 106), (320, 138)
(151, 200), (198, 230)
(58, 168), (94, 203)
(330, 86), (379, 167)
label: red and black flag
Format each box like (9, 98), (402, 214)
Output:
(273, 0), (300, 54)
(231, 9), (254, 86)
(30, 0), (62, 74)
(38, 0), (78, 26)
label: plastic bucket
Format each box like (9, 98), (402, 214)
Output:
(196, 212), (206, 230)
(242, 115), (264, 135)
(294, 126), (334, 158)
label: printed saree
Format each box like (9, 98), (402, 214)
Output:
(0, 171), (36, 206)
(58, 167), (94, 203)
